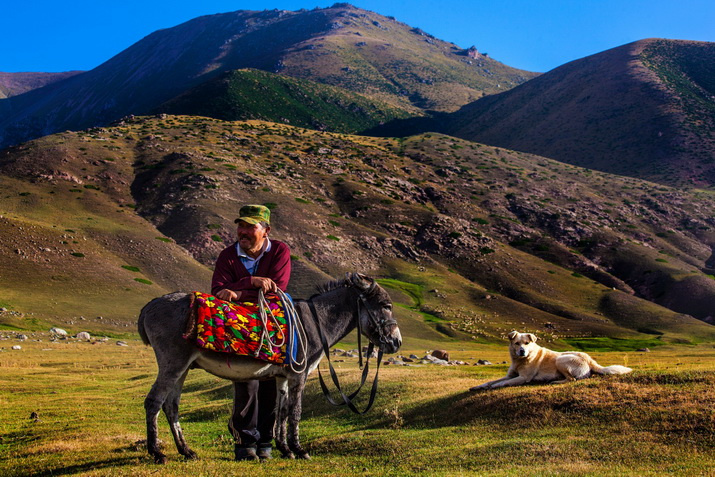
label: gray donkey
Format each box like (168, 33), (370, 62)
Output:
(138, 273), (402, 463)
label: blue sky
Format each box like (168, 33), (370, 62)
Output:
(3, 0), (714, 73)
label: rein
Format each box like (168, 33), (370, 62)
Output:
(308, 280), (394, 414)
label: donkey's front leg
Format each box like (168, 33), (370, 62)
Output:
(274, 377), (293, 459)
(287, 374), (310, 459)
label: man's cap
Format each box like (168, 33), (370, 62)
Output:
(234, 204), (271, 225)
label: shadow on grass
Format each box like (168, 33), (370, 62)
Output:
(21, 456), (142, 477)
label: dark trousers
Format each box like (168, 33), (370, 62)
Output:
(229, 379), (277, 447)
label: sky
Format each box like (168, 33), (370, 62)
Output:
(2, 0), (714, 74)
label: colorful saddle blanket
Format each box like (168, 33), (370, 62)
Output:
(185, 291), (289, 364)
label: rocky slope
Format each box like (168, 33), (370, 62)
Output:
(0, 4), (535, 149)
(1, 115), (713, 344)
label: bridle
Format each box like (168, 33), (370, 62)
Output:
(308, 279), (395, 414)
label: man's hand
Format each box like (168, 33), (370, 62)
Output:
(216, 289), (240, 302)
(251, 276), (278, 293)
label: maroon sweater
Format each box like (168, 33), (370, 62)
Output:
(211, 240), (291, 302)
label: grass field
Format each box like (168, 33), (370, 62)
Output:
(1, 336), (714, 476)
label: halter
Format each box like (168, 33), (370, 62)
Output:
(308, 278), (394, 414)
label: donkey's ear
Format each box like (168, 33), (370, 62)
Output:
(347, 272), (373, 292)
(507, 330), (519, 340)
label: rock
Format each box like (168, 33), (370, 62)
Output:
(402, 357), (414, 363)
(75, 332), (91, 341)
(0, 307), (7, 312)
(477, 360), (493, 365)
(30, 411), (39, 421)
(17, 334), (28, 341)
(637, 348), (650, 352)
(50, 327), (68, 336)
(431, 349), (450, 361)
(409, 354), (419, 359)
(12, 345), (22, 350)
(116, 341), (128, 347)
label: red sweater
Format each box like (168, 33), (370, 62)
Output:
(211, 240), (291, 302)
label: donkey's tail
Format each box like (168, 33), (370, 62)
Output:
(137, 301), (153, 346)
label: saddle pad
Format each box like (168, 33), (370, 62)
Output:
(190, 291), (289, 364)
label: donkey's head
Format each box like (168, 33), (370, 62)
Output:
(347, 273), (402, 354)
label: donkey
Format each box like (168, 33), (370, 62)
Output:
(138, 273), (402, 463)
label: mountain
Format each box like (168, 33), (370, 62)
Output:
(0, 4), (536, 149)
(156, 68), (415, 133)
(430, 39), (715, 188)
(0, 71), (83, 99)
(1, 115), (714, 345)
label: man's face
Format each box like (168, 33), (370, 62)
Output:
(236, 221), (269, 252)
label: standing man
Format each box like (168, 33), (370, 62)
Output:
(211, 204), (291, 461)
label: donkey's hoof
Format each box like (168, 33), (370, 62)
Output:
(280, 451), (295, 459)
(183, 450), (198, 460)
(152, 453), (168, 465)
(296, 452), (311, 460)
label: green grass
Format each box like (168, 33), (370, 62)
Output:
(0, 340), (713, 476)
(564, 336), (666, 352)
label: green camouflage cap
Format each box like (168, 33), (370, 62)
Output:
(234, 204), (271, 225)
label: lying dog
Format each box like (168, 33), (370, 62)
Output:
(470, 331), (632, 390)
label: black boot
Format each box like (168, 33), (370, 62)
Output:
(234, 445), (258, 461)
(257, 445), (272, 461)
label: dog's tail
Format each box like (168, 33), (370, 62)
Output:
(589, 358), (632, 375)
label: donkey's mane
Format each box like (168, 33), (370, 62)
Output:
(315, 278), (350, 295)
(311, 276), (378, 299)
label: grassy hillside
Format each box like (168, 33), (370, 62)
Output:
(1, 115), (714, 345)
(157, 68), (415, 133)
(388, 39), (715, 188)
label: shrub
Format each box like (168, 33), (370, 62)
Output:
(70, 252), (85, 257)
(121, 265), (141, 272)
(211, 235), (223, 242)
(134, 278), (153, 285)
(327, 235), (340, 241)
(156, 237), (172, 243)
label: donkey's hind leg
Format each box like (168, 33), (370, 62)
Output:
(145, 360), (194, 464)
(163, 370), (197, 460)
(273, 377), (293, 459)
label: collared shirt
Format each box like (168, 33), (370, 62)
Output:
(236, 238), (272, 275)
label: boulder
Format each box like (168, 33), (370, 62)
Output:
(50, 327), (68, 336)
(12, 345), (22, 350)
(75, 332), (91, 341)
(116, 341), (129, 347)
(431, 349), (450, 361)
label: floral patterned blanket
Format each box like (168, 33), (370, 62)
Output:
(184, 291), (289, 364)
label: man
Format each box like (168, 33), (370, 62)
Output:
(211, 204), (291, 462)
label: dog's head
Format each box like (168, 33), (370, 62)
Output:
(508, 330), (539, 359)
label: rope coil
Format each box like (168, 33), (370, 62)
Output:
(257, 289), (307, 373)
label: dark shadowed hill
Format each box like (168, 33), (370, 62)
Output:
(0, 71), (83, 99)
(395, 39), (715, 188)
(156, 68), (415, 133)
(0, 4), (535, 149)
(1, 116), (713, 344)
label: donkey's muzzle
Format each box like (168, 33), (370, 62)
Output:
(380, 326), (402, 353)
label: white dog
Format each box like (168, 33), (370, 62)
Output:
(470, 331), (632, 390)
